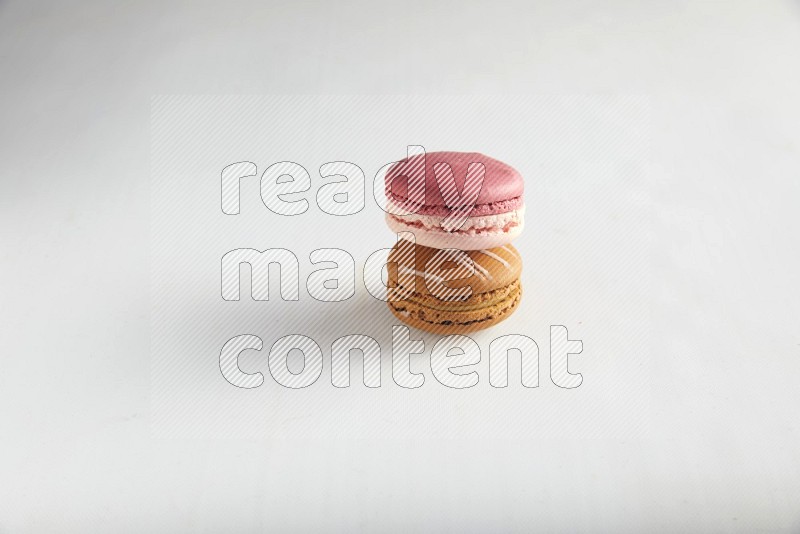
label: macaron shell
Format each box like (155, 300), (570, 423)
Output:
(386, 192), (524, 217)
(387, 282), (522, 334)
(387, 241), (523, 297)
(397, 279), (520, 312)
(385, 151), (524, 208)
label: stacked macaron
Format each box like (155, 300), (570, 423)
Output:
(384, 151), (525, 333)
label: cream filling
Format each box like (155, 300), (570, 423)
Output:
(402, 283), (520, 312)
(388, 206), (525, 235)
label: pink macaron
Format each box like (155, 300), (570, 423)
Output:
(384, 151), (524, 250)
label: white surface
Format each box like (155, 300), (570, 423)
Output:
(1, 1), (800, 532)
(149, 94), (651, 442)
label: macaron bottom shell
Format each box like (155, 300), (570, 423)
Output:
(387, 281), (522, 334)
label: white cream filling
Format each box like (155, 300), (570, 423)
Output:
(389, 206), (525, 234)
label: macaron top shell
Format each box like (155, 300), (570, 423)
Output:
(387, 240), (522, 298)
(385, 151), (524, 210)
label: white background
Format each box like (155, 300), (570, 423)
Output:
(150, 95), (651, 442)
(1, 1), (799, 532)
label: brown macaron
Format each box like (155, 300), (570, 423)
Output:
(386, 240), (522, 334)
